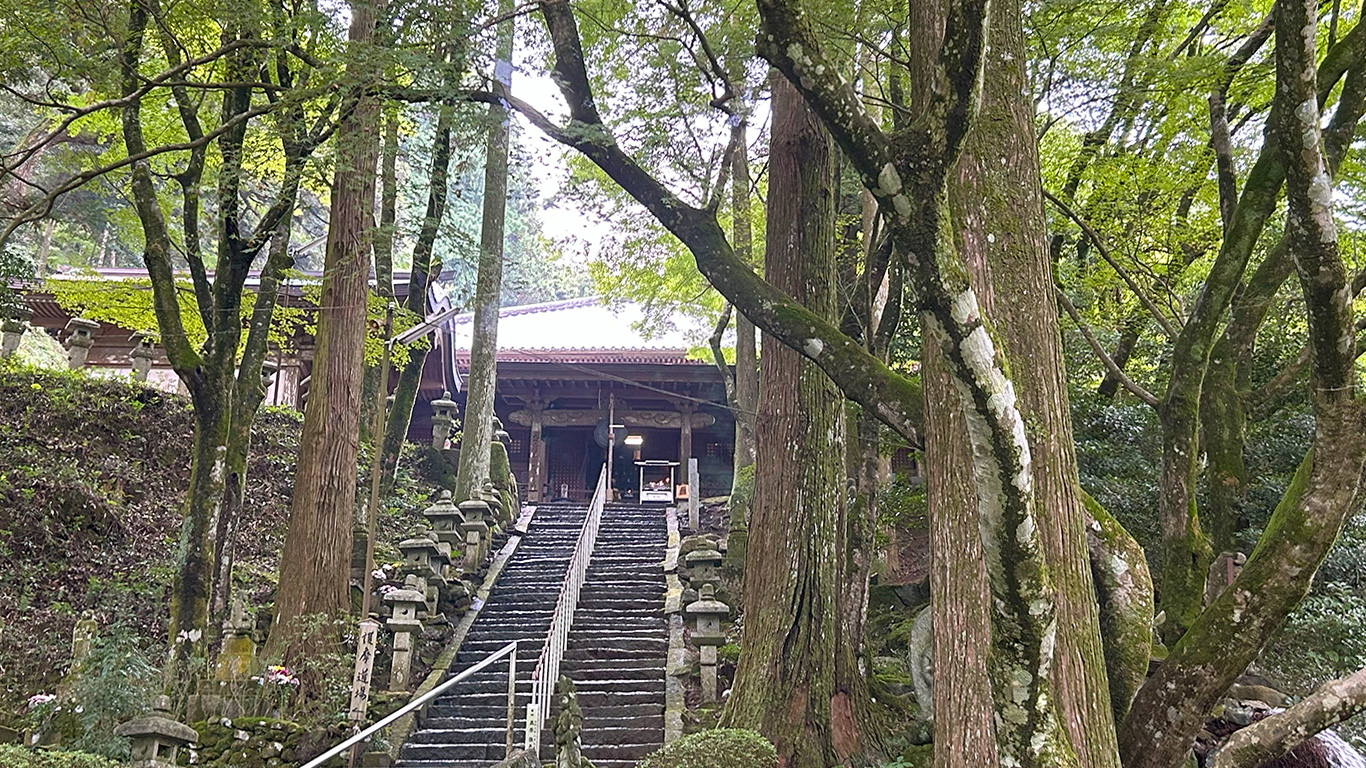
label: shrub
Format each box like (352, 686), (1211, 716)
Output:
(0, 745), (129, 768)
(637, 728), (777, 768)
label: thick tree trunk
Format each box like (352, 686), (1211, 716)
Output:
(455, 6), (514, 501)
(948, 0), (1124, 761)
(270, 0), (382, 662)
(720, 75), (871, 767)
(924, 342), (1000, 768)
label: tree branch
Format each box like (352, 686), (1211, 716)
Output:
(1056, 286), (1160, 407)
(1211, 667), (1366, 768)
(1043, 188), (1178, 339)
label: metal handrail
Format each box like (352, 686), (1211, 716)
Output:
(524, 464), (608, 753)
(300, 640), (519, 768)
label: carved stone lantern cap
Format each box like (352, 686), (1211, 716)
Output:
(458, 498), (491, 520)
(114, 695), (198, 745)
(65, 317), (100, 334)
(685, 584), (730, 616)
(3, 305), (30, 328)
(130, 333), (157, 358)
(684, 548), (724, 565)
(424, 490), (463, 521)
(383, 586), (427, 606)
(431, 391), (458, 411)
(397, 526), (441, 554)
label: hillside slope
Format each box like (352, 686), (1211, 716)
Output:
(0, 365), (300, 715)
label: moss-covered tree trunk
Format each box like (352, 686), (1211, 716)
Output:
(720, 74), (872, 767)
(947, 0), (1125, 760)
(454, 6), (514, 502)
(1119, 3), (1366, 764)
(270, 0), (382, 663)
(379, 105), (455, 495)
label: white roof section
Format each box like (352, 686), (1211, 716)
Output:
(446, 297), (705, 352)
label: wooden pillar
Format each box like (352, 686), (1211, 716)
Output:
(679, 403), (694, 465)
(527, 395), (545, 503)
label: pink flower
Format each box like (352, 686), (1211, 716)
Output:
(27, 694), (56, 708)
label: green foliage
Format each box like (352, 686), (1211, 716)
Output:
(0, 745), (128, 768)
(637, 729), (777, 768)
(876, 477), (927, 533)
(63, 628), (159, 758)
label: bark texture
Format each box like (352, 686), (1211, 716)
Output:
(454, 5), (514, 501)
(1119, 3), (1366, 765)
(1210, 666), (1366, 768)
(719, 75), (867, 768)
(271, 0), (383, 661)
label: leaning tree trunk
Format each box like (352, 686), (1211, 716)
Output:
(454, 5), (514, 502)
(720, 74), (872, 768)
(379, 104), (455, 495)
(1119, 3), (1366, 765)
(270, 0), (382, 664)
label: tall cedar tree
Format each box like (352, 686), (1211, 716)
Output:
(269, 0), (383, 662)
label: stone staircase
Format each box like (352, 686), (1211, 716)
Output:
(396, 503), (667, 768)
(544, 503), (668, 768)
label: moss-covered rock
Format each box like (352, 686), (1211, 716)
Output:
(637, 729), (777, 768)
(0, 745), (129, 768)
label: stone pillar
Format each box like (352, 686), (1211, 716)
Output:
(215, 598), (256, 682)
(431, 391), (458, 449)
(678, 404), (694, 466)
(527, 396), (545, 502)
(1, 307), (29, 358)
(685, 584), (730, 703)
(64, 317), (99, 369)
(130, 335), (155, 382)
(71, 612), (97, 667)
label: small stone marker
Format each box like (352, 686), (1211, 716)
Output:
(115, 695), (198, 768)
(215, 598), (255, 682)
(348, 617), (381, 723)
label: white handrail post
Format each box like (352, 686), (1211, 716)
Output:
(505, 640), (518, 758)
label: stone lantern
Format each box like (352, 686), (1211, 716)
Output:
(1, 306), (29, 358)
(260, 359), (278, 393)
(422, 490), (465, 547)
(384, 576), (427, 691)
(480, 479), (504, 526)
(115, 695), (198, 768)
(684, 547), (724, 589)
(130, 334), (156, 382)
(64, 317), (100, 369)
(430, 391), (458, 448)
(458, 499), (491, 571)
(492, 415), (510, 444)
(397, 526), (443, 582)
(685, 584), (731, 703)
